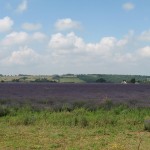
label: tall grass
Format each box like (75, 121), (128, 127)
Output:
(1, 103), (150, 131)
(1, 103), (150, 149)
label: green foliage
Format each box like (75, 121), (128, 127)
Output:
(96, 78), (106, 83)
(72, 101), (86, 109)
(12, 79), (20, 82)
(0, 105), (9, 117)
(130, 78), (136, 83)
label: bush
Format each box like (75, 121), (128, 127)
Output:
(0, 105), (9, 117)
(96, 78), (106, 83)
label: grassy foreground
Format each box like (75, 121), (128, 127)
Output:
(0, 105), (150, 150)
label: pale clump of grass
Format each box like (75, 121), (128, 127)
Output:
(144, 116), (150, 131)
(109, 143), (126, 150)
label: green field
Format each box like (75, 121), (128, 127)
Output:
(59, 77), (85, 83)
(1, 74), (150, 83)
(0, 105), (150, 150)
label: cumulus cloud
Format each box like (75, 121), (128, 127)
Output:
(32, 32), (47, 41)
(138, 46), (150, 58)
(1, 29), (150, 74)
(49, 32), (84, 50)
(0, 16), (14, 33)
(16, 0), (27, 13)
(0, 31), (48, 47)
(1, 31), (29, 46)
(122, 2), (135, 11)
(48, 32), (130, 61)
(46, 32), (140, 74)
(55, 18), (81, 31)
(114, 53), (135, 63)
(22, 23), (42, 31)
(2, 46), (40, 66)
(86, 37), (117, 57)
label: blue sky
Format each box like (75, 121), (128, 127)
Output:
(0, 0), (150, 75)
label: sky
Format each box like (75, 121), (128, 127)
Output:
(0, 0), (150, 75)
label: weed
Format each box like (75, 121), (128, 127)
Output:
(101, 98), (113, 110)
(78, 116), (88, 127)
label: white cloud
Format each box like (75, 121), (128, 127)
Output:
(32, 32), (47, 41)
(49, 32), (84, 51)
(122, 2), (135, 11)
(2, 46), (40, 66)
(47, 32), (141, 72)
(139, 30), (150, 41)
(117, 39), (128, 47)
(114, 53), (135, 63)
(55, 18), (81, 31)
(86, 37), (117, 57)
(1, 31), (29, 46)
(1, 29), (150, 74)
(22, 23), (42, 31)
(48, 32), (130, 58)
(138, 46), (150, 58)
(48, 32), (131, 65)
(0, 16), (14, 33)
(16, 0), (27, 13)
(0, 31), (48, 48)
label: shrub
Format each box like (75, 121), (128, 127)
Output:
(12, 79), (20, 82)
(0, 105), (9, 117)
(72, 101), (86, 109)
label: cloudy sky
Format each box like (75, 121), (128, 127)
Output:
(0, 0), (150, 75)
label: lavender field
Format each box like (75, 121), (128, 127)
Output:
(0, 83), (150, 109)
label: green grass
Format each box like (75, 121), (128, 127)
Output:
(0, 75), (54, 82)
(59, 77), (85, 83)
(0, 105), (150, 149)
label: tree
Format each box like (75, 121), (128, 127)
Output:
(130, 78), (136, 83)
(96, 78), (106, 83)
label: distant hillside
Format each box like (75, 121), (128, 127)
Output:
(77, 74), (150, 83)
(0, 74), (150, 83)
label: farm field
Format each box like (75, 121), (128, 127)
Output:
(1, 83), (150, 109)
(0, 83), (150, 149)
